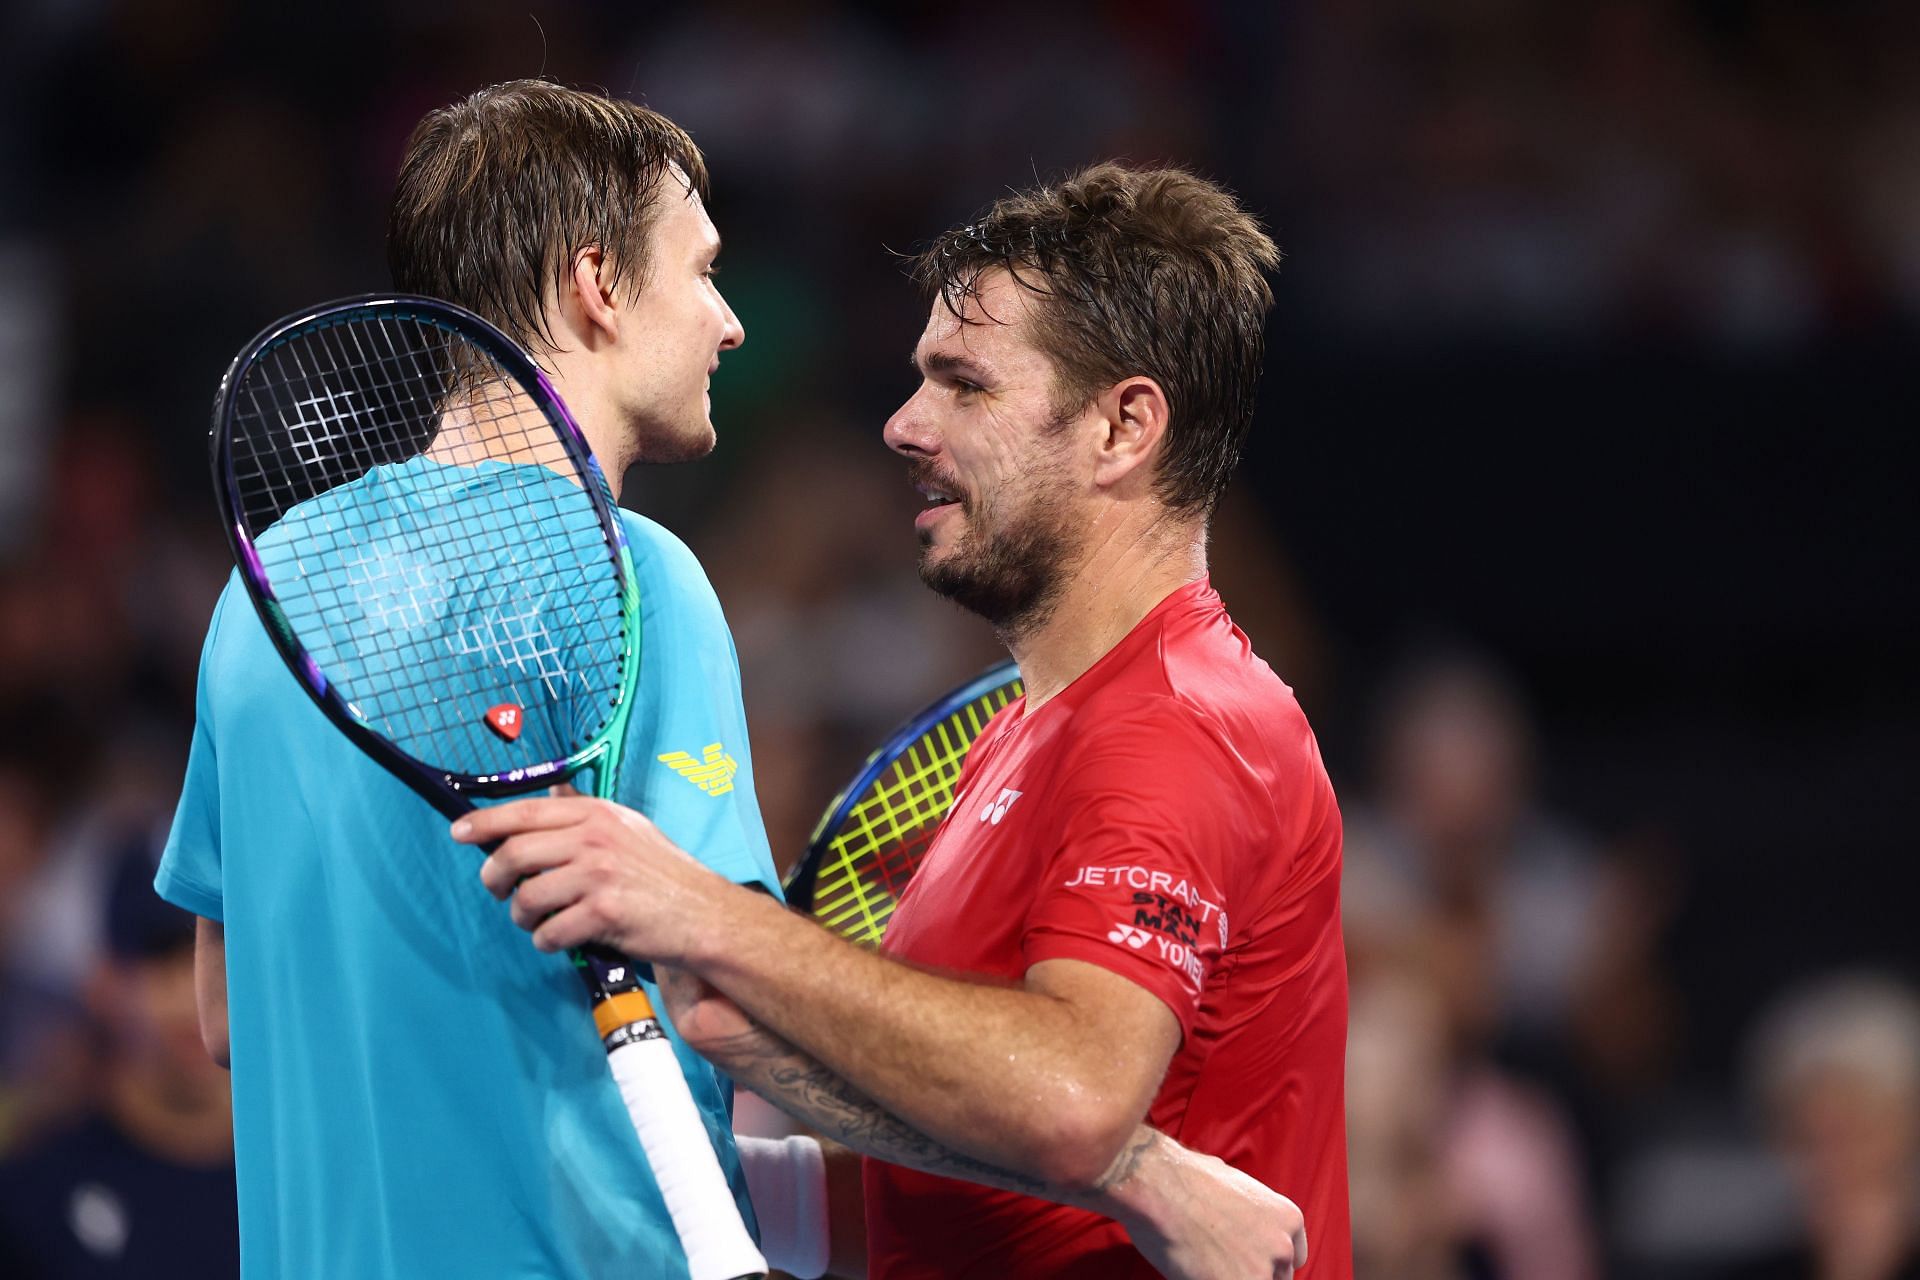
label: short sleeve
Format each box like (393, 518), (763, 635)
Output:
(619, 514), (781, 900)
(1020, 702), (1257, 1037)
(155, 583), (235, 921)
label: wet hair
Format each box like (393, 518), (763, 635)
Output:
(388, 79), (709, 351)
(911, 163), (1280, 517)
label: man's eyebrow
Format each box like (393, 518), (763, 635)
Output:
(913, 350), (993, 382)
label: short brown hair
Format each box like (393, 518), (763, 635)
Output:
(911, 163), (1280, 517)
(388, 79), (710, 350)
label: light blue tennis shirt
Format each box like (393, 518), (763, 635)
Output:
(157, 462), (779, 1279)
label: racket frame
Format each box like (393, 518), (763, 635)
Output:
(785, 660), (1022, 931)
(209, 293), (642, 817)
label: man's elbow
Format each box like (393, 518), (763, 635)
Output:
(1024, 1097), (1140, 1191)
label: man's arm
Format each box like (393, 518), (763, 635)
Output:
(464, 795), (1177, 1187)
(194, 917), (229, 1068)
(667, 968), (1306, 1280)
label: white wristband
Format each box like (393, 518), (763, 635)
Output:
(735, 1134), (829, 1279)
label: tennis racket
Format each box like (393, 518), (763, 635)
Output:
(209, 294), (765, 1280)
(786, 661), (1023, 945)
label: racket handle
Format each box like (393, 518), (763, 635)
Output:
(600, 992), (768, 1280)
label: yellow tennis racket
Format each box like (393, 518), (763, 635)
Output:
(785, 662), (1022, 945)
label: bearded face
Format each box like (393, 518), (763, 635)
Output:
(887, 271), (1100, 638)
(909, 448), (1082, 633)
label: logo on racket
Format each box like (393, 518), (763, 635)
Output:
(484, 703), (524, 742)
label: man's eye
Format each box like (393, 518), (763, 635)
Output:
(954, 380), (982, 396)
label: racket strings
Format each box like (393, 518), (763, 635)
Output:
(809, 683), (1020, 945)
(227, 311), (630, 777)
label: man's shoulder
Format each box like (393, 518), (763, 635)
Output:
(1079, 644), (1307, 745)
(617, 507), (696, 561)
(618, 510), (721, 606)
(617, 510), (741, 652)
(1057, 619), (1323, 812)
(200, 575), (286, 696)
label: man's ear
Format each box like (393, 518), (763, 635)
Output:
(1092, 376), (1170, 491)
(567, 245), (619, 343)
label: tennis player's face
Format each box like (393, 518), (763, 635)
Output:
(886, 272), (1086, 629)
(617, 179), (744, 462)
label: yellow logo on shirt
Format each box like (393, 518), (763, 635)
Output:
(657, 743), (737, 796)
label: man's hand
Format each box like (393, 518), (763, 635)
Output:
(458, 785), (733, 965)
(655, 964), (768, 1057)
(1103, 1135), (1309, 1280)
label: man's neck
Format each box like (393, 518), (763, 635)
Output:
(1005, 516), (1207, 712)
(544, 366), (627, 499)
(413, 351), (625, 499)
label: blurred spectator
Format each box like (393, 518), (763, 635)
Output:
(1346, 962), (1467, 1279)
(1283, 0), (1912, 343)
(1344, 650), (1608, 1061)
(1347, 941), (1600, 1280)
(1722, 974), (1920, 1280)
(0, 244), (56, 551)
(0, 734), (76, 1148)
(1343, 649), (1688, 1273)
(0, 840), (236, 1276)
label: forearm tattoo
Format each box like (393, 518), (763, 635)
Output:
(1096, 1126), (1158, 1192)
(706, 1020), (1170, 1213)
(721, 1030), (1055, 1196)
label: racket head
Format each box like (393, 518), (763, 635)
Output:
(209, 295), (641, 814)
(787, 660), (1023, 946)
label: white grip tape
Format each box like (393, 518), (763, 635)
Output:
(608, 1033), (768, 1280)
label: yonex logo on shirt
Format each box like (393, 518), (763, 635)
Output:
(979, 788), (1023, 825)
(1106, 923), (1154, 949)
(657, 743), (738, 796)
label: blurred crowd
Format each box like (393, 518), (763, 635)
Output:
(0, 0), (1914, 1276)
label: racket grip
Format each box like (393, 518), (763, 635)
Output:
(604, 1013), (768, 1280)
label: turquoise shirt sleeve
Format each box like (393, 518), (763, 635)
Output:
(155, 581), (235, 922)
(617, 511), (781, 900)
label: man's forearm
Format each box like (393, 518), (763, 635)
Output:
(689, 888), (1171, 1183)
(714, 1020), (1161, 1214)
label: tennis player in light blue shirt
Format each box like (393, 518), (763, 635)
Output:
(161, 507), (774, 1277)
(157, 83), (768, 1277)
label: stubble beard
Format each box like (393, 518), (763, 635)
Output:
(915, 461), (1082, 640)
(632, 398), (717, 465)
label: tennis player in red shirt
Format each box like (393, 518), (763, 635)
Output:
(463, 163), (1349, 1280)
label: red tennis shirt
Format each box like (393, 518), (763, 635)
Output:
(864, 580), (1351, 1279)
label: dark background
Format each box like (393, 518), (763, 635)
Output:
(0, 1), (1914, 1275)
